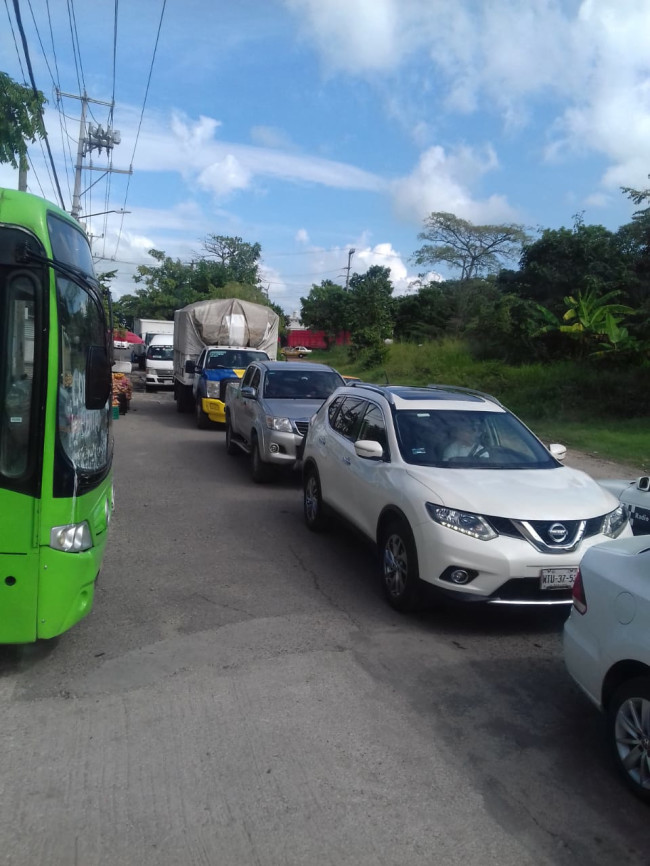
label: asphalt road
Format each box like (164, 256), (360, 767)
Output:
(0, 387), (647, 866)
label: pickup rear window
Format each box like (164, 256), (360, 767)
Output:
(264, 370), (343, 400)
(206, 350), (268, 368)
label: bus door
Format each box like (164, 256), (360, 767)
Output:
(0, 264), (43, 642)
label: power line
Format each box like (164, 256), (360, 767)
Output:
(4, 0), (26, 80)
(113, 0), (167, 259)
(11, 0), (66, 209)
(25, 0), (74, 200)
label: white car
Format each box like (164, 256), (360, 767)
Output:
(302, 383), (631, 611)
(599, 476), (650, 535)
(564, 535), (650, 801)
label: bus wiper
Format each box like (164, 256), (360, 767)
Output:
(15, 242), (102, 296)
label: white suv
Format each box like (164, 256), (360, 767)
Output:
(302, 384), (630, 611)
(564, 536), (650, 801)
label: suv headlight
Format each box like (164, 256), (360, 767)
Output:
(602, 504), (628, 538)
(266, 416), (293, 433)
(425, 503), (497, 541)
(206, 381), (221, 398)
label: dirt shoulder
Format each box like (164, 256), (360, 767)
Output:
(564, 449), (644, 481)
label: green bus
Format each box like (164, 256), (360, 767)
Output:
(0, 188), (114, 643)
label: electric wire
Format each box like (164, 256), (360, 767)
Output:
(4, 0), (26, 80)
(11, 0), (66, 209)
(113, 0), (167, 259)
(25, 0), (73, 199)
(65, 0), (84, 97)
(45, 0), (77, 195)
(45, 0), (76, 193)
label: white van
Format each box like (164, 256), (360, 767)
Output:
(145, 332), (174, 392)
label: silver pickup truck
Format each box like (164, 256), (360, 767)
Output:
(225, 359), (345, 482)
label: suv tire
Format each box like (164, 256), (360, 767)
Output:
(304, 466), (328, 531)
(379, 518), (422, 613)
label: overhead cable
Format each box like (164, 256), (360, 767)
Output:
(113, 0), (167, 259)
(11, 0), (66, 209)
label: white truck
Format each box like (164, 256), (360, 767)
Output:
(134, 318), (175, 345)
(173, 298), (280, 424)
(144, 333), (174, 392)
(132, 318), (174, 369)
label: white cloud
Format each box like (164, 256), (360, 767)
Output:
(391, 144), (518, 224)
(583, 192), (610, 209)
(285, 0), (402, 73)
(284, 0), (650, 195)
(295, 228), (310, 243)
(130, 111), (386, 196)
(250, 126), (295, 150)
(198, 155), (253, 198)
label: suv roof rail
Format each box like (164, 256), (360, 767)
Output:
(346, 380), (503, 407)
(347, 381), (389, 398)
(426, 383), (503, 407)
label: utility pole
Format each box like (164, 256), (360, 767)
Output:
(344, 247), (355, 290)
(58, 90), (132, 220)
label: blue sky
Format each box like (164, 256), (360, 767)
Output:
(2, 0), (650, 313)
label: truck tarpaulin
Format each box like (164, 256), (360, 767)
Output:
(174, 298), (278, 360)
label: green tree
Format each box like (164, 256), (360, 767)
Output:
(299, 280), (351, 348)
(413, 212), (529, 282)
(535, 285), (637, 359)
(0, 72), (46, 171)
(201, 235), (262, 287)
(393, 282), (453, 342)
(512, 218), (636, 313)
(347, 266), (394, 367)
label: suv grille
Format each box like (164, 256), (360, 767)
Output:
(488, 514), (607, 553)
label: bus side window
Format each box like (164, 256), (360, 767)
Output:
(0, 274), (36, 478)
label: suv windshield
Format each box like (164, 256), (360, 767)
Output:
(395, 409), (558, 469)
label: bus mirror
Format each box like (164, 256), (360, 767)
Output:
(86, 345), (111, 409)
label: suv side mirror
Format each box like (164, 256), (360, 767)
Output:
(355, 439), (384, 460)
(548, 443), (566, 461)
(241, 386), (256, 399)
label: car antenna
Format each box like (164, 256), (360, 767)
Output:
(384, 370), (390, 384)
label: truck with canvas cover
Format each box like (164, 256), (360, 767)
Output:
(173, 298), (279, 425)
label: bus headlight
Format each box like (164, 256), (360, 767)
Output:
(50, 521), (93, 552)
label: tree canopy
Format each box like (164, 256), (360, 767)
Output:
(0, 72), (46, 171)
(112, 239), (286, 331)
(299, 280), (351, 348)
(413, 212), (529, 281)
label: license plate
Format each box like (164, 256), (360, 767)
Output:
(540, 568), (578, 590)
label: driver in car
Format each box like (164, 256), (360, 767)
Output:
(443, 417), (488, 460)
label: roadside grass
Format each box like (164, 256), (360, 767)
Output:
(310, 340), (650, 471)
